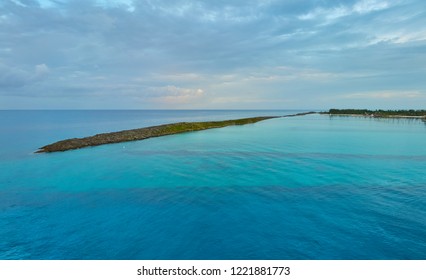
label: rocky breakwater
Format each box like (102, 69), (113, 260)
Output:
(36, 116), (279, 153)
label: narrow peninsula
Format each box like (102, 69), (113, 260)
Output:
(36, 112), (318, 153)
(36, 116), (278, 153)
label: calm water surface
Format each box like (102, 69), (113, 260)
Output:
(0, 110), (425, 259)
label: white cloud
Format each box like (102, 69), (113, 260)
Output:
(242, 67), (342, 83)
(298, 0), (391, 22)
(341, 90), (424, 99)
(369, 30), (426, 45)
(35, 64), (50, 78)
(149, 86), (205, 104)
(10, 0), (26, 7)
(353, 0), (390, 14)
(151, 73), (202, 82)
(299, 6), (350, 21)
(0, 63), (49, 88)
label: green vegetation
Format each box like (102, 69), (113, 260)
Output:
(36, 116), (278, 153)
(327, 109), (426, 117)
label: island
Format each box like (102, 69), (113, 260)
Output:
(325, 109), (426, 118)
(34, 111), (315, 153)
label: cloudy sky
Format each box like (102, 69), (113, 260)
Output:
(1, 0), (425, 109)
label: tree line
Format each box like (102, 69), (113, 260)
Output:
(328, 109), (426, 117)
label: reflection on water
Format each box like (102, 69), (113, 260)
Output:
(329, 114), (426, 125)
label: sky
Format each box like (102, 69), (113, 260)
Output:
(0, 0), (425, 109)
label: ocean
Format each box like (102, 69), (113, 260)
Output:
(0, 110), (425, 259)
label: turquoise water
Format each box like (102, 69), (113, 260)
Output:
(0, 110), (425, 259)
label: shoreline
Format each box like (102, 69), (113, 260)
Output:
(324, 109), (426, 119)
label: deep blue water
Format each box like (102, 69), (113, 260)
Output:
(0, 110), (425, 259)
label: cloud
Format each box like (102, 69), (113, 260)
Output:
(0, 0), (425, 109)
(353, 0), (390, 14)
(299, 0), (392, 22)
(35, 64), (49, 78)
(341, 90), (424, 99)
(368, 30), (426, 45)
(148, 86), (205, 105)
(0, 63), (49, 88)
